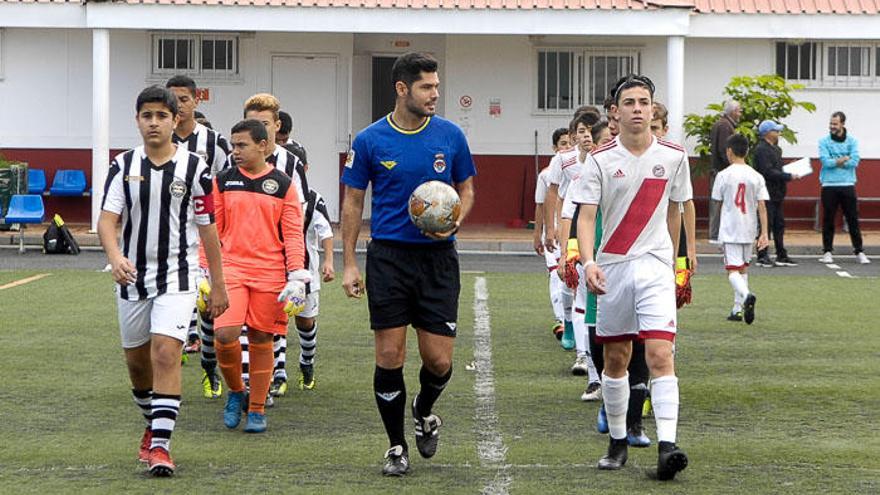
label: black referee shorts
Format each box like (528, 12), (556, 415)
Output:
(365, 239), (460, 337)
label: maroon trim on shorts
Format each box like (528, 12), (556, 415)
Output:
(594, 333), (638, 343)
(724, 263), (748, 271)
(547, 265), (558, 272)
(574, 307), (585, 314)
(639, 330), (676, 342)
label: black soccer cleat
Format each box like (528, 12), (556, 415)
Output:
(743, 294), (757, 325)
(597, 437), (628, 470)
(382, 445), (410, 477)
(412, 397), (443, 458)
(656, 442), (688, 481)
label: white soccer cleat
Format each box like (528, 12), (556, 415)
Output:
(571, 356), (589, 376)
(857, 252), (871, 264)
(818, 252), (833, 264)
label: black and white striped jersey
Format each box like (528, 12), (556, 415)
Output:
(225, 145), (309, 204)
(102, 145), (215, 301)
(303, 189), (333, 293)
(172, 122), (230, 175)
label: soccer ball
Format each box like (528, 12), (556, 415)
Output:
(408, 181), (461, 234)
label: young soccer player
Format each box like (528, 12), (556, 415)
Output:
(572, 75), (691, 480)
(712, 134), (770, 324)
(212, 119), (308, 433)
(165, 75), (232, 399)
(270, 187), (335, 395)
(98, 85), (229, 477)
(533, 128), (571, 340)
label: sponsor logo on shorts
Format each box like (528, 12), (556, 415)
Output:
(262, 179), (280, 195)
(667, 319), (676, 328)
(652, 165), (665, 177)
(446, 322), (457, 331)
(434, 153), (447, 174)
(344, 149), (355, 168)
(376, 391), (401, 402)
(169, 179), (188, 199)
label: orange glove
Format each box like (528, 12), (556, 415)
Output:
(675, 257), (692, 309)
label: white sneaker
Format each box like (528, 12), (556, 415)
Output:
(581, 382), (602, 401)
(857, 252), (871, 264)
(818, 252), (833, 264)
(571, 356), (588, 376)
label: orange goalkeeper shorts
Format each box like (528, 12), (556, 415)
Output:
(214, 279), (288, 335)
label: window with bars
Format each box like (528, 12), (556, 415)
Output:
(152, 33), (239, 78)
(536, 48), (640, 112)
(776, 41), (880, 88)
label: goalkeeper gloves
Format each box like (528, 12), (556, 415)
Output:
(195, 267), (211, 315)
(278, 269), (311, 317)
(563, 238), (580, 290)
(675, 257), (692, 309)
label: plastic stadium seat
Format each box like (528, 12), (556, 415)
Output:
(4, 194), (45, 253)
(49, 170), (87, 196)
(28, 169), (47, 195)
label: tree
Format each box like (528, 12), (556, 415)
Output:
(683, 75), (816, 175)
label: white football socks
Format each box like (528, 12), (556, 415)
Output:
(602, 372), (630, 440)
(651, 375), (680, 444)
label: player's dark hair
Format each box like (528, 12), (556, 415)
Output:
(194, 111), (206, 119)
(574, 105), (601, 119)
(590, 120), (609, 143)
(653, 101), (668, 127)
(612, 74), (655, 104)
(603, 95), (615, 114)
(569, 110), (601, 134)
(279, 111), (293, 134)
(391, 52), (438, 88)
(231, 119), (269, 143)
(551, 127), (570, 147)
(165, 75), (197, 97)
(831, 111), (846, 123)
(136, 85), (178, 116)
(726, 133), (749, 158)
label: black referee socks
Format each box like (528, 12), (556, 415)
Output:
(416, 365), (452, 418)
(374, 365), (407, 450)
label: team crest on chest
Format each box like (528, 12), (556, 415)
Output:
(169, 179), (188, 198)
(652, 165), (665, 178)
(433, 153), (446, 174)
(262, 179), (280, 195)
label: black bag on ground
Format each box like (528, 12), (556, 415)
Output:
(42, 214), (80, 255)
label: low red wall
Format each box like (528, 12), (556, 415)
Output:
(6, 147), (880, 229)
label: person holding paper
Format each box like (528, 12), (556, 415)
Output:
(753, 120), (801, 267)
(818, 111), (870, 265)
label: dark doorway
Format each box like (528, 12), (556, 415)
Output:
(372, 56), (397, 122)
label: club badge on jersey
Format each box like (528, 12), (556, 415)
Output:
(433, 153), (446, 174)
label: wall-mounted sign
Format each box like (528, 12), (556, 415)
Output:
(459, 95), (473, 109)
(489, 97), (501, 117)
(196, 88), (210, 102)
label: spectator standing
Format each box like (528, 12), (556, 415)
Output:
(753, 120), (800, 267)
(818, 111), (870, 264)
(708, 100), (742, 242)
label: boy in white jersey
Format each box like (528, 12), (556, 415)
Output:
(271, 187), (335, 394)
(711, 134), (769, 324)
(98, 86), (229, 476)
(534, 128), (571, 341)
(572, 75), (690, 480)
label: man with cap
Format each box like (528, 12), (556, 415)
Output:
(753, 120), (801, 267)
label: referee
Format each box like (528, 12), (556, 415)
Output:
(341, 52), (476, 477)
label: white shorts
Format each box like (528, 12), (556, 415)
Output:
(722, 243), (753, 270)
(297, 290), (320, 319)
(117, 291), (197, 349)
(543, 246), (560, 272)
(596, 255), (677, 343)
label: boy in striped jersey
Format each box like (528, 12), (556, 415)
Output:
(166, 75), (232, 399)
(98, 86), (229, 477)
(271, 187), (335, 395)
(213, 119), (308, 433)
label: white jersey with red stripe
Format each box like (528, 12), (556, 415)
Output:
(711, 163), (770, 244)
(547, 147), (581, 192)
(535, 167), (552, 204)
(569, 136), (692, 267)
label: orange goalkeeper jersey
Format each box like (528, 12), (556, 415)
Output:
(213, 165), (304, 289)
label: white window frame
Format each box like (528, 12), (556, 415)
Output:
(149, 32), (241, 82)
(534, 46), (641, 115)
(776, 40), (880, 89)
(0, 29), (5, 81)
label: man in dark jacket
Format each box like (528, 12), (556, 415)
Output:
(708, 100), (741, 242)
(753, 120), (801, 267)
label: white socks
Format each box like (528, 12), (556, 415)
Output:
(602, 372), (630, 440)
(651, 375), (680, 444)
(729, 271), (749, 311)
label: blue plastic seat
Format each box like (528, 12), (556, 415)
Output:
(28, 169), (47, 194)
(4, 194), (45, 253)
(49, 169), (87, 196)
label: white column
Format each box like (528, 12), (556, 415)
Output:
(666, 35), (685, 145)
(91, 28), (110, 232)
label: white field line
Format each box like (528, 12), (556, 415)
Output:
(836, 271), (854, 278)
(826, 264), (841, 269)
(0, 273), (50, 290)
(473, 277), (511, 495)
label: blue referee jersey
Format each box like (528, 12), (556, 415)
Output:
(342, 114), (476, 243)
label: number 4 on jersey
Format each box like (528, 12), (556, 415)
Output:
(734, 183), (746, 214)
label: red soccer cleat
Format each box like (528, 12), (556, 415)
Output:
(148, 447), (175, 477)
(138, 428), (152, 463)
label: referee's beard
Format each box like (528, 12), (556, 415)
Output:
(404, 96), (436, 118)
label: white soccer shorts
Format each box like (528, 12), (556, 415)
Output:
(297, 290), (320, 319)
(117, 291), (198, 349)
(722, 243), (753, 271)
(596, 254), (677, 343)
(544, 246), (560, 272)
